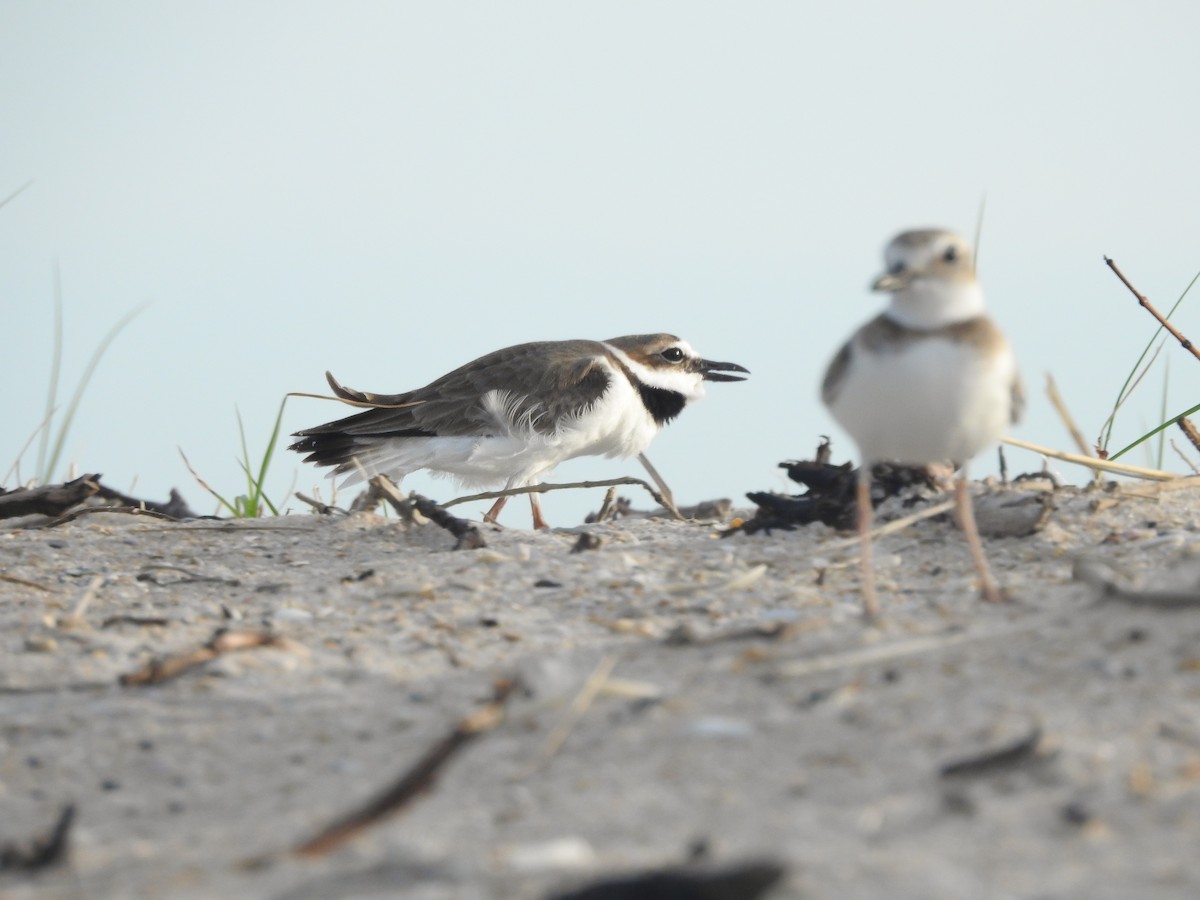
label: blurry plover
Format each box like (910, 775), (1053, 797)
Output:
(821, 228), (1023, 616)
(291, 334), (748, 528)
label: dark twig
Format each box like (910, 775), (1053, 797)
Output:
(118, 628), (305, 686)
(294, 678), (516, 857)
(43, 504), (183, 528)
(1105, 256), (1200, 362)
(0, 804), (75, 871)
(101, 615), (171, 629)
(939, 725), (1045, 778)
(1179, 418), (1200, 454)
(294, 491), (344, 515)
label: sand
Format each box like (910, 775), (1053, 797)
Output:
(3, 478), (1200, 899)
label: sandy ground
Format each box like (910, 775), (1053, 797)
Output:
(3, 478), (1200, 899)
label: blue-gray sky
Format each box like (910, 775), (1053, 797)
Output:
(4, 2), (1199, 521)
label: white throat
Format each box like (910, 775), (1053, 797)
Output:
(885, 279), (987, 330)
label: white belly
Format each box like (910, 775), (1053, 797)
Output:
(828, 337), (1016, 465)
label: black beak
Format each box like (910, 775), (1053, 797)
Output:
(699, 359), (750, 382)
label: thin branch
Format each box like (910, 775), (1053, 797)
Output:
(821, 499), (956, 552)
(1105, 256), (1200, 362)
(444, 477), (681, 519)
(636, 452), (684, 520)
(1169, 439), (1200, 475)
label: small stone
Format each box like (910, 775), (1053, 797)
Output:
(24, 636), (58, 653)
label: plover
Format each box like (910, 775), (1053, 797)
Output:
(291, 334), (748, 528)
(821, 228), (1023, 616)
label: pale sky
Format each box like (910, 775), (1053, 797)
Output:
(4, 2), (1200, 523)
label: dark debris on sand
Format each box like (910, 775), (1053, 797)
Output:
(729, 438), (937, 536)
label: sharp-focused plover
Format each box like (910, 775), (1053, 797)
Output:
(291, 334), (748, 528)
(821, 228), (1023, 616)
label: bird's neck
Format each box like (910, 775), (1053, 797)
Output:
(885, 281), (987, 330)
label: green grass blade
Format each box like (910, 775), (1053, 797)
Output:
(41, 301), (147, 483)
(235, 406), (258, 513)
(253, 397), (289, 516)
(1109, 399), (1200, 462)
(229, 397), (288, 517)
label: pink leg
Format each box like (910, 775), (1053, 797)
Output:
(483, 495), (508, 525)
(856, 467), (880, 620)
(954, 471), (1005, 603)
(529, 492), (549, 530)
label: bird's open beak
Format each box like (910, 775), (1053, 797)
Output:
(699, 359), (750, 382)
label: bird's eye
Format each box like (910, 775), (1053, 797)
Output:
(889, 261), (905, 275)
(661, 347), (685, 363)
(943, 245), (958, 263)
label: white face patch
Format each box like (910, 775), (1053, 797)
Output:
(603, 340), (707, 400)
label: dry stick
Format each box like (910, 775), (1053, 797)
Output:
(1169, 440), (1200, 475)
(1105, 256), (1200, 362)
(445, 477), (677, 517)
(293, 492), (343, 515)
(60, 574), (104, 628)
(939, 725), (1044, 778)
(636, 452), (685, 520)
(1044, 373), (1101, 484)
(294, 678), (516, 857)
(525, 655), (618, 775)
(0, 574), (57, 593)
(821, 499), (956, 553)
(118, 629), (304, 686)
(43, 504), (182, 528)
(594, 485), (620, 522)
(773, 622), (1040, 678)
(1002, 436), (1178, 481)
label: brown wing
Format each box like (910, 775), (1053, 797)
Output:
(293, 340), (614, 442)
(821, 339), (855, 407)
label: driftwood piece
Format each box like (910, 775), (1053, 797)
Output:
(0, 474), (100, 519)
(410, 493), (486, 550)
(0, 474), (195, 522)
(732, 437), (941, 536)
